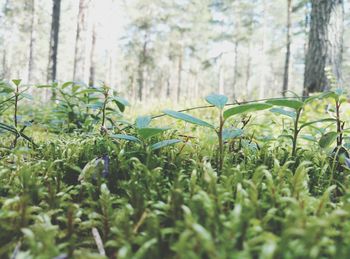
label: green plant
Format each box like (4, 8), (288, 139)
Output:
(0, 80), (35, 148)
(110, 115), (181, 152)
(37, 82), (129, 133)
(267, 95), (336, 157)
(164, 94), (272, 172)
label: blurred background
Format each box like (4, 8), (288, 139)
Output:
(0, 0), (349, 102)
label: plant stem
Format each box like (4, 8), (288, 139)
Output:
(14, 84), (19, 128)
(291, 108), (302, 157)
(335, 100), (343, 147)
(101, 88), (109, 135)
(218, 111), (225, 173)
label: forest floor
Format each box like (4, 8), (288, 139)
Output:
(1, 83), (350, 258)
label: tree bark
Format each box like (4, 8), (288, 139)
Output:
(232, 41), (239, 99)
(303, 0), (344, 94)
(73, 0), (92, 83)
(89, 24), (96, 86)
(28, 0), (36, 83)
(176, 49), (183, 103)
(245, 43), (252, 96)
(282, 0), (292, 97)
(137, 35), (148, 101)
(259, 0), (268, 99)
(1, 0), (11, 79)
(47, 0), (61, 83)
(218, 57), (225, 95)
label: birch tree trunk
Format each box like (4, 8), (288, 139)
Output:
(303, 0), (344, 94)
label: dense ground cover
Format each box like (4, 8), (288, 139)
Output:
(1, 81), (350, 258)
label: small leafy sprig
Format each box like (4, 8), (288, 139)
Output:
(164, 94), (272, 172)
(0, 80), (36, 148)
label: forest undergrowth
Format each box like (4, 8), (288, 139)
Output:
(1, 80), (350, 258)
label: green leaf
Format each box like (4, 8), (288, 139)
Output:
(112, 96), (129, 112)
(334, 88), (345, 96)
(19, 93), (33, 100)
(87, 101), (104, 110)
(319, 132), (337, 148)
(304, 91), (336, 104)
(135, 115), (152, 129)
(299, 118), (336, 130)
(301, 134), (317, 142)
(110, 134), (140, 142)
(266, 99), (304, 110)
(163, 109), (214, 128)
(151, 139), (181, 150)
(223, 103), (272, 120)
(138, 127), (169, 139)
(12, 79), (21, 86)
(205, 94), (228, 109)
(62, 81), (74, 89)
(270, 107), (296, 119)
(0, 83), (14, 93)
(222, 128), (243, 140)
(72, 84), (81, 93)
(76, 88), (103, 95)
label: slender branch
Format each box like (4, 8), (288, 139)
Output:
(218, 112), (224, 173)
(292, 108), (302, 157)
(120, 96), (309, 132)
(335, 100), (343, 147)
(151, 96), (309, 120)
(14, 84), (19, 128)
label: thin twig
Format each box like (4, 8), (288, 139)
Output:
(11, 241), (21, 259)
(133, 210), (148, 234)
(151, 96), (308, 120)
(121, 96), (308, 131)
(92, 228), (106, 256)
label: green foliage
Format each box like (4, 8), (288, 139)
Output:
(223, 103), (272, 119)
(163, 109), (214, 128)
(205, 94), (228, 110)
(1, 84), (350, 258)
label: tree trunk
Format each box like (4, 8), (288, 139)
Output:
(259, 0), (268, 99)
(303, 0), (344, 94)
(282, 0), (292, 97)
(1, 0), (11, 79)
(218, 57), (225, 95)
(176, 49), (183, 103)
(89, 24), (96, 86)
(232, 41), (239, 99)
(245, 43), (252, 97)
(137, 36), (148, 101)
(166, 76), (171, 99)
(73, 0), (92, 83)
(47, 0), (61, 83)
(27, 0), (36, 83)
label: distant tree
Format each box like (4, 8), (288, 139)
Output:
(89, 24), (96, 86)
(47, 0), (61, 83)
(73, 0), (92, 83)
(282, 0), (292, 96)
(304, 0), (344, 94)
(27, 0), (36, 83)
